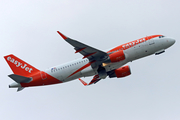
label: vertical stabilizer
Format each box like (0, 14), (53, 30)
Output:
(4, 54), (40, 77)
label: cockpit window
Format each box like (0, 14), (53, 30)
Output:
(159, 35), (165, 38)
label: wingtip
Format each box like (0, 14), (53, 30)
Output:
(57, 31), (68, 40)
(78, 78), (88, 86)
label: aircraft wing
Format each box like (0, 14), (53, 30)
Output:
(79, 75), (101, 86)
(57, 31), (108, 68)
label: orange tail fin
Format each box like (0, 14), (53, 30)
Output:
(4, 54), (40, 77)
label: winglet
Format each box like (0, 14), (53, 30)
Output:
(78, 78), (88, 86)
(57, 31), (68, 40)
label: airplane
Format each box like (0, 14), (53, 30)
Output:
(4, 31), (175, 91)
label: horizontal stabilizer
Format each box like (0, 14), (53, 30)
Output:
(8, 74), (32, 83)
(17, 87), (25, 92)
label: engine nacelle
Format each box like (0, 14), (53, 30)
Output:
(109, 65), (131, 78)
(108, 50), (126, 62)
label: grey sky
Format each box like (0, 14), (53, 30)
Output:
(0, 0), (179, 120)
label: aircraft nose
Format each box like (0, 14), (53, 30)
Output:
(169, 38), (176, 46)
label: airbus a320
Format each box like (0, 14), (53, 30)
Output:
(4, 31), (175, 91)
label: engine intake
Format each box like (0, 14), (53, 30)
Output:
(108, 50), (126, 62)
(109, 65), (131, 78)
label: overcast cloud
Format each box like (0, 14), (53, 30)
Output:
(0, 0), (179, 120)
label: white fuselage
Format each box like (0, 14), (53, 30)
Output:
(45, 36), (175, 83)
(6, 34), (175, 91)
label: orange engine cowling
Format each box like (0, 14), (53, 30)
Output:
(109, 50), (126, 62)
(109, 65), (131, 78)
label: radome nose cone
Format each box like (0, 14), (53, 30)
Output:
(169, 38), (175, 45)
(172, 39), (175, 45)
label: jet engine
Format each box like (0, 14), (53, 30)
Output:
(108, 50), (126, 62)
(108, 65), (131, 78)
